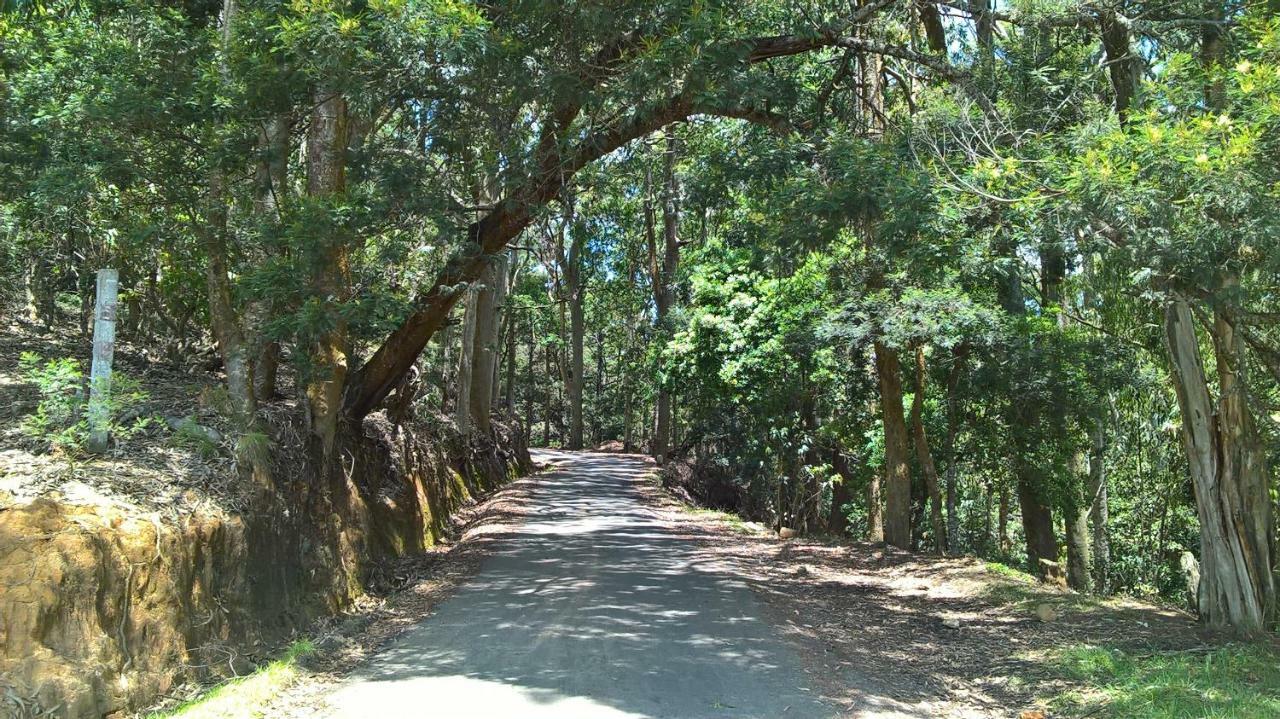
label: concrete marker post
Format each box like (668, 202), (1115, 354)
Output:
(87, 268), (119, 454)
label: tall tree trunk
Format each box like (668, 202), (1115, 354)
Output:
(998, 235), (1057, 576)
(1164, 296), (1275, 632)
(567, 294), (585, 449)
(304, 86), (350, 450)
(910, 345), (946, 554)
(455, 288), (478, 437)
(649, 134), (680, 463)
(875, 342), (912, 549)
(997, 485), (1010, 554)
(1088, 419), (1111, 593)
(1043, 241), (1090, 590)
(436, 323), (453, 411)
(253, 112), (289, 401)
(204, 0), (256, 436)
(594, 328), (605, 444)
(504, 295), (517, 415)
(525, 316), (535, 434)
(542, 343), (552, 446)
(567, 275), (585, 449)
(830, 447), (856, 536)
(943, 344), (966, 550)
(469, 254), (506, 435)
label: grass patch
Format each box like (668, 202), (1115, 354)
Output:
(980, 561), (1051, 606)
(684, 506), (754, 534)
(984, 560), (1037, 583)
(146, 640), (315, 719)
(1043, 643), (1280, 719)
(979, 561), (1106, 614)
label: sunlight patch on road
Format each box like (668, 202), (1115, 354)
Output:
(325, 675), (649, 719)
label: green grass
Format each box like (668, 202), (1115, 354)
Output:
(146, 640), (315, 719)
(1043, 643), (1280, 719)
(684, 506), (755, 534)
(984, 560), (1037, 583)
(979, 561), (1108, 614)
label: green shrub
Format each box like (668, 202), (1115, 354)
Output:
(19, 352), (152, 453)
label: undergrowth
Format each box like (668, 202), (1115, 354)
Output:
(145, 640), (316, 719)
(1042, 643), (1280, 719)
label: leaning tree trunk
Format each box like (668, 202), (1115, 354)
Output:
(1164, 297), (1275, 632)
(875, 342), (912, 549)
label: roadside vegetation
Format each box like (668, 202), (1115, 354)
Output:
(146, 641), (316, 719)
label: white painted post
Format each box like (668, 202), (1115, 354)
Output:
(87, 268), (119, 453)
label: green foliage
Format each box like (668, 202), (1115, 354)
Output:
(1044, 644), (1280, 719)
(145, 639), (316, 719)
(169, 418), (222, 459)
(18, 352), (151, 453)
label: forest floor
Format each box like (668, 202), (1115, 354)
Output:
(647, 487), (1280, 718)
(137, 449), (1280, 719)
(0, 322), (257, 515)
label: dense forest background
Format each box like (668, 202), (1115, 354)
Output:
(1, 0), (1277, 634)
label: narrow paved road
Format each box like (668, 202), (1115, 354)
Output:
(324, 450), (834, 718)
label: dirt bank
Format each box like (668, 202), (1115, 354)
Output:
(0, 414), (530, 718)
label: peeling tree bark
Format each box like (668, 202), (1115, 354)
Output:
(1164, 296), (1275, 632)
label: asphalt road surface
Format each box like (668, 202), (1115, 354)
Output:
(323, 450), (834, 719)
